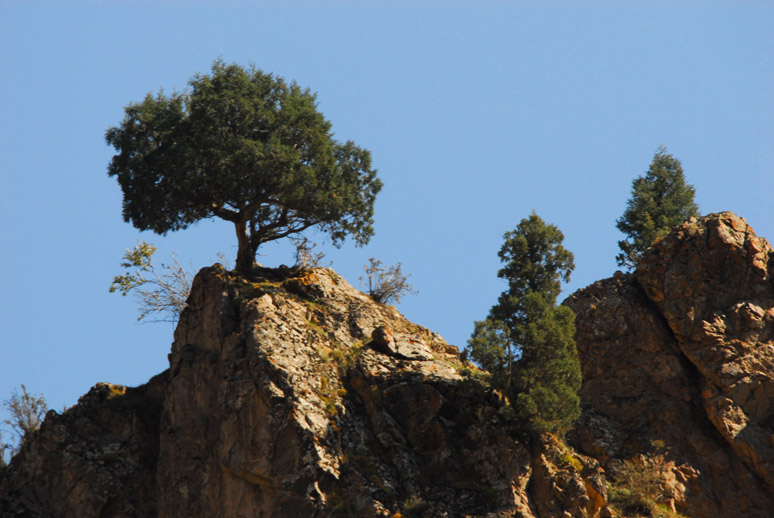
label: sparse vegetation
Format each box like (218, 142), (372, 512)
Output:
(316, 340), (363, 418)
(402, 494), (430, 517)
(608, 452), (678, 518)
(560, 452), (583, 472)
(319, 376), (341, 417)
(110, 241), (192, 322)
(318, 341), (364, 377)
(361, 257), (416, 304)
(2, 385), (48, 459)
(290, 236), (329, 270)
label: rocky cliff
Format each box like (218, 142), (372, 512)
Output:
(0, 265), (607, 517)
(567, 212), (774, 517)
(2, 212), (773, 518)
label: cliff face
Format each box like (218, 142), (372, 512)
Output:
(2, 212), (772, 518)
(0, 265), (607, 518)
(0, 378), (166, 517)
(567, 212), (774, 517)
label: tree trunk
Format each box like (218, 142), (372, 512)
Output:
(234, 222), (256, 275)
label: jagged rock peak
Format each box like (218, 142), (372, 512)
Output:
(636, 212), (774, 490)
(567, 211), (774, 518)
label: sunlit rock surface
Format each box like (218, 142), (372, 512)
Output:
(3, 212), (772, 517)
(568, 212), (774, 518)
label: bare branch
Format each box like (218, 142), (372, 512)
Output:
(360, 258), (416, 305)
(290, 236), (329, 269)
(3, 384), (48, 455)
(110, 241), (192, 323)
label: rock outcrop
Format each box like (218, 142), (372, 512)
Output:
(1, 265), (608, 517)
(567, 212), (774, 517)
(0, 378), (166, 517)
(3, 211), (772, 517)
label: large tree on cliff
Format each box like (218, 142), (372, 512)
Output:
(468, 212), (581, 435)
(616, 145), (699, 269)
(106, 60), (382, 274)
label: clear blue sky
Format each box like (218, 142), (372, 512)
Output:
(1, 2), (772, 434)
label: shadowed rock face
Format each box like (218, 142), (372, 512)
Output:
(0, 377), (167, 517)
(0, 266), (607, 518)
(567, 212), (774, 518)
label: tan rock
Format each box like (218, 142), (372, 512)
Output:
(636, 212), (774, 490)
(0, 265), (555, 517)
(567, 212), (774, 518)
(5, 211), (772, 518)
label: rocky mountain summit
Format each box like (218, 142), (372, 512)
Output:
(2, 212), (773, 517)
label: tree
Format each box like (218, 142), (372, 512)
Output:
(511, 293), (580, 435)
(106, 60), (382, 274)
(490, 212), (575, 338)
(3, 385), (48, 451)
(467, 212), (581, 435)
(110, 241), (192, 322)
(616, 145), (699, 269)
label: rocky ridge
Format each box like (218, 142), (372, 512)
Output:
(1, 265), (608, 517)
(1, 211), (773, 518)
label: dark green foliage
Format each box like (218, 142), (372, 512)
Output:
(466, 318), (514, 391)
(467, 212), (581, 436)
(106, 59), (382, 273)
(513, 301), (580, 435)
(616, 146), (699, 269)
(490, 212), (575, 338)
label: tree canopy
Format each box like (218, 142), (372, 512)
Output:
(467, 212), (581, 436)
(106, 60), (382, 273)
(616, 145), (699, 269)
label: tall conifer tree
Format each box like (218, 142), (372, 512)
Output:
(468, 212), (581, 436)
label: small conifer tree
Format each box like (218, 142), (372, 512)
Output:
(616, 146), (699, 269)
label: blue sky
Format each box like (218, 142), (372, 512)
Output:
(1, 2), (772, 438)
